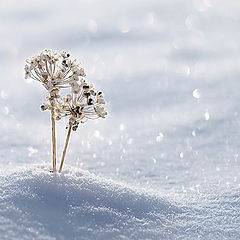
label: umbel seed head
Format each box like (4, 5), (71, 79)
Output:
(25, 50), (84, 92)
(25, 49), (107, 131)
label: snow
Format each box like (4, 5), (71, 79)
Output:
(1, 0), (240, 239)
(0, 165), (180, 240)
(1, 166), (239, 239)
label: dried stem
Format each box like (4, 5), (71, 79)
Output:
(59, 122), (73, 173)
(51, 107), (57, 172)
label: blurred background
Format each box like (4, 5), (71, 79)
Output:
(0, 0), (240, 194)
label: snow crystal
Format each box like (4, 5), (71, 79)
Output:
(27, 146), (38, 157)
(156, 133), (164, 142)
(2, 106), (9, 115)
(0, 90), (7, 99)
(119, 124), (125, 131)
(120, 25), (130, 33)
(204, 110), (210, 120)
(193, 88), (201, 99)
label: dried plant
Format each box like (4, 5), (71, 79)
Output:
(25, 49), (107, 172)
(51, 79), (107, 172)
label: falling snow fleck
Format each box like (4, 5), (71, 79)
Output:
(3, 106), (9, 115)
(182, 64), (191, 76)
(120, 25), (130, 33)
(156, 132), (164, 142)
(193, 89), (201, 99)
(0, 91), (7, 99)
(120, 124), (125, 131)
(94, 130), (100, 138)
(127, 138), (133, 145)
(27, 146), (38, 157)
(204, 110), (210, 120)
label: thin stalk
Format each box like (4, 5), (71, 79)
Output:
(59, 122), (73, 173)
(50, 107), (57, 172)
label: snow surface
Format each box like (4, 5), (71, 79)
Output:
(0, 0), (240, 239)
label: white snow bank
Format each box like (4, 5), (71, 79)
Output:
(1, 166), (240, 240)
(0, 165), (182, 240)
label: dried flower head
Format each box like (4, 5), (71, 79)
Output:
(25, 49), (86, 94)
(41, 78), (107, 131)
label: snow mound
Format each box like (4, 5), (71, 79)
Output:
(0, 165), (182, 240)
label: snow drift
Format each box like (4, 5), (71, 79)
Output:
(0, 165), (183, 240)
(1, 165), (240, 240)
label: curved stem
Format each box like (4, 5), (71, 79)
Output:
(59, 122), (73, 173)
(51, 107), (57, 172)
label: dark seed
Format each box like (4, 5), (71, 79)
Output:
(84, 92), (91, 97)
(91, 90), (96, 96)
(88, 98), (93, 105)
(40, 105), (46, 111)
(76, 106), (80, 114)
(72, 121), (79, 131)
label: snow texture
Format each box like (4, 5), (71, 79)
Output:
(1, 166), (180, 240)
(0, 0), (240, 239)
